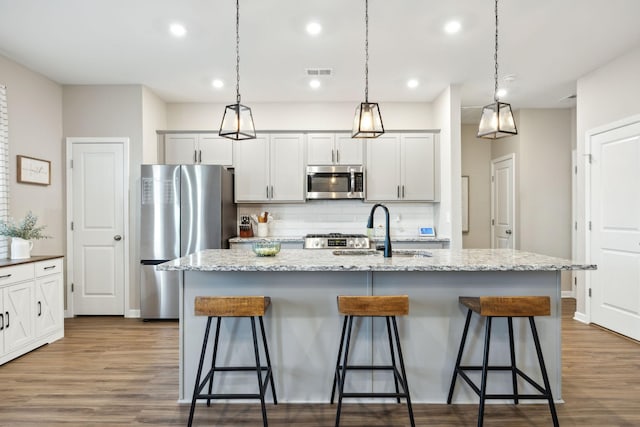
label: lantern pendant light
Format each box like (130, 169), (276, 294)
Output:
(352, 0), (384, 138)
(477, 0), (517, 139)
(219, 0), (256, 140)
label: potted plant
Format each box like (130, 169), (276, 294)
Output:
(0, 211), (51, 259)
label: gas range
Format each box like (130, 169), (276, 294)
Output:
(303, 233), (371, 249)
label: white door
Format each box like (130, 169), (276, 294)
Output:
(491, 154), (516, 249)
(71, 142), (126, 315)
(35, 274), (63, 337)
(590, 121), (640, 340)
(3, 282), (34, 353)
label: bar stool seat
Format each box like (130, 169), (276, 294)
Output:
(331, 295), (415, 427)
(187, 296), (277, 427)
(447, 296), (559, 427)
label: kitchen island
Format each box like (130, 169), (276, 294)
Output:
(158, 248), (595, 404)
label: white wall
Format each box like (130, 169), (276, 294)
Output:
(575, 44), (640, 316)
(0, 54), (64, 257)
(142, 86), (167, 164)
(461, 124), (491, 248)
(63, 84), (143, 316)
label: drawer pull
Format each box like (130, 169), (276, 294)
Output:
(44, 265), (56, 270)
(0, 274), (11, 279)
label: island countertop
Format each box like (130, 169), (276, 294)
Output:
(157, 248), (596, 272)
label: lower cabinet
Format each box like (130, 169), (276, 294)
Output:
(0, 257), (64, 365)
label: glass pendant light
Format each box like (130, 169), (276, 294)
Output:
(219, 0), (256, 140)
(352, 0), (384, 138)
(477, 0), (517, 139)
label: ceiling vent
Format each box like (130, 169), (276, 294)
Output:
(305, 68), (333, 77)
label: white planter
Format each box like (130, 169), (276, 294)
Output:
(10, 237), (33, 259)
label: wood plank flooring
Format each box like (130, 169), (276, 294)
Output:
(1, 299), (639, 426)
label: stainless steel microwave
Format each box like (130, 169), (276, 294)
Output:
(306, 165), (365, 200)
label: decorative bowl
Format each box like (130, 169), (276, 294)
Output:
(252, 241), (281, 257)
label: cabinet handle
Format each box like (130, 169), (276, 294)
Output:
(194, 150), (197, 163)
(38, 301), (42, 317)
(331, 149), (335, 163)
(336, 150), (340, 164)
(270, 186), (274, 199)
(266, 186), (269, 199)
(0, 313), (3, 331)
(397, 185), (400, 198)
(198, 150), (202, 163)
(0, 273), (11, 279)
(44, 265), (56, 270)
(402, 185), (405, 198)
(5, 311), (9, 328)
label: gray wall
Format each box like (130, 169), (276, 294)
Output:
(461, 124), (491, 248)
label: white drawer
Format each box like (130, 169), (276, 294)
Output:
(0, 263), (35, 286)
(35, 258), (64, 277)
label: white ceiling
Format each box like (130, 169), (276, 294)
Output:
(1, 0), (640, 120)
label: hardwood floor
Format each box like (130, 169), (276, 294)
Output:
(1, 299), (639, 426)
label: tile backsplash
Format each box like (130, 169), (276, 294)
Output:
(238, 201), (435, 238)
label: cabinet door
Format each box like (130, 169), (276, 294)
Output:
(336, 133), (363, 165)
(365, 135), (401, 201)
(270, 134), (305, 202)
(198, 135), (233, 166)
(0, 291), (3, 355)
(3, 282), (34, 354)
(165, 134), (198, 164)
(401, 134), (435, 201)
(307, 134), (335, 165)
(234, 136), (270, 202)
(35, 274), (63, 338)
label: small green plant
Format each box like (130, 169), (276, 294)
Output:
(0, 211), (51, 240)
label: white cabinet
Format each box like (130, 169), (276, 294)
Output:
(307, 133), (363, 165)
(234, 134), (305, 202)
(165, 133), (233, 166)
(0, 257), (64, 365)
(366, 133), (438, 202)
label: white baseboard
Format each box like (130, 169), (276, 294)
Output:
(573, 311), (589, 324)
(126, 309), (141, 318)
(64, 310), (73, 318)
(561, 290), (576, 298)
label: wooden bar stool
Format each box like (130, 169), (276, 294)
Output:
(447, 296), (559, 427)
(330, 295), (415, 427)
(187, 296), (277, 427)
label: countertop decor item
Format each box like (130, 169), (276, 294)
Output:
(352, 0), (384, 138)
(477, 0), (518, 139)
(219, 0), (256, 140)
(17, 155), (51, 185)
(252, 241), (281, 256)
(0, 211), (51, 259)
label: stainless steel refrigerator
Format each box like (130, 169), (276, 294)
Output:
(139, 164), (236, 319)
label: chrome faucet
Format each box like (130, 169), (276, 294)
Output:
(367, 203), (392, 257)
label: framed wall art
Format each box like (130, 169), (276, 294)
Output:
(17, 155), (51, 185)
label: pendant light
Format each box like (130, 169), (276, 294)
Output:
(219, 0), (256, 140)
(477, 0), (517, 139)
(352, 0), (384, 138)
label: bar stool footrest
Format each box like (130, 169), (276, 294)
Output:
(456, 365), (549, 397)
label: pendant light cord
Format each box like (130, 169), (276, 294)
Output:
(493, 0), (499, 103)
(364, 0), (369, 103)
(235, 0), (241, 104)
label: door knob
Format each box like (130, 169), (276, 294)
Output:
(505, 229), (512, 235)
(114, 235), (122, 241)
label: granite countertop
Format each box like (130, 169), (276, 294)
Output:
(157, 248), (596, 273)
(229, 236), (451, 243)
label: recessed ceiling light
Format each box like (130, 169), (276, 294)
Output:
(306, 22), (322, 36)
(169, 23), (187, 38)
(496, 88), (508, 98)
(407, 79), (419, 89)
(444, 20), (461, 34)
(309, 79), (321, 89)
(212, 79), (224, 89)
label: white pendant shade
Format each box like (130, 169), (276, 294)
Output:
(477, 101), (517, 139)
(219, 103), (256, 140)
(352, 102), (384, 138)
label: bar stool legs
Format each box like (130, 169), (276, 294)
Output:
(188, 296), (276, 427)
(330, 306), (415, 427)
(447, 295), (559, 427)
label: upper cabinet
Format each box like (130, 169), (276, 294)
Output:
(307, 133), (363, 165)
(165, 133), (233, 166)
(234, 133), (305, 203)
(366, 133), (438, 202)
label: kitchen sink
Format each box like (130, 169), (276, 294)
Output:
(332, 249), (432, 258)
